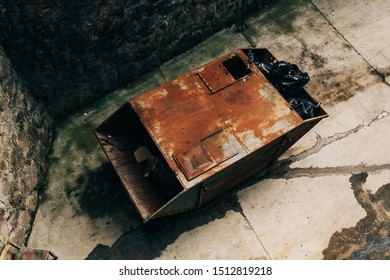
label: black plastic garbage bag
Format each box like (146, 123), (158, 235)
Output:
(288, 97), (321, 119)
(246, 50), (320, 119)
(246, 50), (310, 97)
(257, 61), (310, 97)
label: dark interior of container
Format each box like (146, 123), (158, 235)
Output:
(94, 102), (183, 220)
(242, 48), (327, 120)
(222, 54), (252, 80)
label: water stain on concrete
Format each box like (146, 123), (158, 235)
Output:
(64, 162), (134, 219)
(295, 36), (375, 106)
(306, 68), (371, 106)
(54, 114), (100, 156)
(322, 173), (390, 259)
(309, 52), (328, 68)
(255, 0), (301, 34)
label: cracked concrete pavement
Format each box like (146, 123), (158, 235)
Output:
(27, 0), (390, 259)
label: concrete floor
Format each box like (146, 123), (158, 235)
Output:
(27, 0), (390, 260)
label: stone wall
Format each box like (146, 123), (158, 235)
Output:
(0, 0), (269, 117)
(0, 46), (52, 249)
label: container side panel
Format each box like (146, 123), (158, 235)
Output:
(199, 137), (283, 205)
(95, 103), (181, 222)
(274, 117), (326, 160)
(149, 185), (202, 221)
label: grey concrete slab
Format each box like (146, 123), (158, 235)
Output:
(237, 176), (366, 259)
(27, 69), (166, 260)
(312, 0), (390, 74)
(156, 211), (269, 260)
(160, 27), (252, 81)
(365, 170), (390, 194)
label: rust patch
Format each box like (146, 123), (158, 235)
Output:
(309, 52), (328, 68)
(224, 90), (254, 106)
(323, 173), (390, 259)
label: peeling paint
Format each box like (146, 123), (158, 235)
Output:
(263, 120), (293, 137)
(237, 130), (264, 151)
(173, 79), (189, 90)
(154, 89), (168, 97)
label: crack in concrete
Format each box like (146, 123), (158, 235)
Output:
(239, 211), (272, 260)
(287, 111), (389, 164)
(240, 29), (257, 48)
(158, 67), (168, 83)
(265, 111), (390, 180)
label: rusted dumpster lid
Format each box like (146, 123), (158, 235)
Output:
(130, 49), (304, 189)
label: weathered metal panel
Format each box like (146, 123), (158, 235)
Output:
(198, 116), (326, 206)
(95, 103), (173, 221)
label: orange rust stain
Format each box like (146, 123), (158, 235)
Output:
(224, 90), (254, 106)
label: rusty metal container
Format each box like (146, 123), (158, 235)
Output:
(95, 48), (328, 223)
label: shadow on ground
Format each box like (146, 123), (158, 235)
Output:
(65, 162), (135, 220)
(84, 175), (262, 260)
